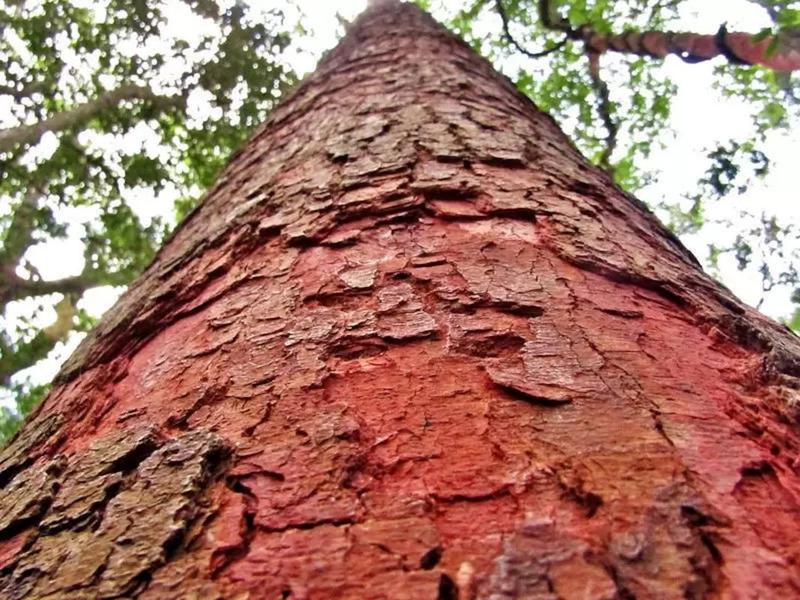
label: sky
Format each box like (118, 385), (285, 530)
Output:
(1, 0), (798, 406)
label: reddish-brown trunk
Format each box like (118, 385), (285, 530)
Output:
(578, 26), (800, 72)
(1, 3), (799, 598)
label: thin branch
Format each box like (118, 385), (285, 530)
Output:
(0, 84), (183, 154)
(585, 50), (618, 176)
(495, 0), (567, 59)
(0, 271), (107, 307)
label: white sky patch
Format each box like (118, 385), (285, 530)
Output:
(23, 238), (85, 281)
(79, 286), (126, 316)
(2, 295), (61, 340)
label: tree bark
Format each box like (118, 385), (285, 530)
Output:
(1, 2), (799, 598)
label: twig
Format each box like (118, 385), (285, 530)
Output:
(585, 50), (618, 175)
(495, 0), (567, 59)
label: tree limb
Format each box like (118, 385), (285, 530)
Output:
(585, 50), (618, 176)
(0, 81), (49, 102)
(0, 295), (76, 386)
(523, 0), (800, 71)
(0, 84), (183, 154)
(575, 26), (800, 71)
(0, 270), (110, 307)
(0, 186), (40, 277)
(495, 0), (567, 59)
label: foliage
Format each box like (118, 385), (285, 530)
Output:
(442, 0), (683, 188)
(0, 0), (296, 440)
(0, 381), (48, 443)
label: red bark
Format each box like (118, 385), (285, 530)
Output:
(1, 2), (799, 598)
(578, 26), (800, 72)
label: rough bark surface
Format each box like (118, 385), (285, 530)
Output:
(575, 26), (800, 72)
(2, 2), (800, 598)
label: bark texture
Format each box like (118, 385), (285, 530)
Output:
(2, 2), (800, 598)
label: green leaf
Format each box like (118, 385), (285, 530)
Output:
(761, 101), (787, 127)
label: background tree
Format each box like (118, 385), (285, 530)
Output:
(0, 0), (296, 437)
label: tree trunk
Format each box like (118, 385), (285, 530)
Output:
(1, 2), (799, 598)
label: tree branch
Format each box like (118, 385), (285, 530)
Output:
(0, 186), (40, 277)
(585, 50), (618, 176)
(0, 271), (109, 307)
(0, 81), (48, 102)
(524, 0), (800, 71)
(0, 295), (76, 386)
(574, 25), (800, 71)
(494, 0), (567, 59)
(0, 84), (183, 154)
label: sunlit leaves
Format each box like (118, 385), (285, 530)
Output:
(790, 289), (800, 331)
(715, 63), (798, 132)
(0, 383), (48, 442)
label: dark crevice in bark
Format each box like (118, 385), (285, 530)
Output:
(490, 379), (573, 406)
(602, 563), (638, 600)
(241, 400), (274, 438)
(327, 336), (389, 360)
(0, 459), (64, 543)
(680, 505), (726, 567)
(555, 473), (604, 519)
(487, 300), (545, 319)
(259, 517), (357, 535)
(432, 485), (515, 505)
(419, 545), (443, 570)
(0, 413), (64, 488)
(452, 330), (526, 359)
(437, 573), (458, 600)
(211, 477), (258, 578)
(166, 382), (231, 431)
